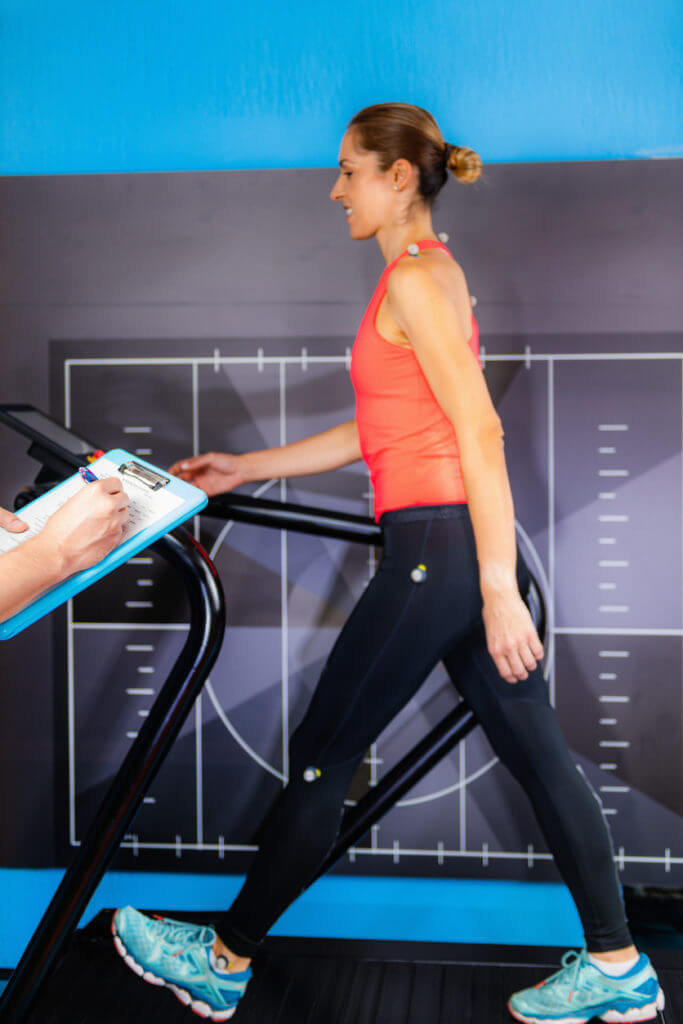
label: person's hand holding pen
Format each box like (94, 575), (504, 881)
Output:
(0, 468), (131, 625)
(34, 471), (131, 576)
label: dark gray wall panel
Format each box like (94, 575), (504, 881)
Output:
(0, 161), (681, 887)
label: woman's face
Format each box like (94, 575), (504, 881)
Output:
(330, 130), (400, 239)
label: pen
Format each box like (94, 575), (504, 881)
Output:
(79, 466), (99, 484)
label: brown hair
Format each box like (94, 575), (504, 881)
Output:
(347, 102), (482, 203)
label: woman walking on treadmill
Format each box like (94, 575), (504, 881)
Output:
(113, 103), (664, 1023)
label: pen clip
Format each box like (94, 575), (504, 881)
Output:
(119, 460), (169, 491)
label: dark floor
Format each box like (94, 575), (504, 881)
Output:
(18, 909), (680, 1023)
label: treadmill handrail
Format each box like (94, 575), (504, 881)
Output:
(207, 491), (383, 545)
(0, 529), (226, 1023)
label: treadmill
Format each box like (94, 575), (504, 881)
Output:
(0, 405), (674, 1023)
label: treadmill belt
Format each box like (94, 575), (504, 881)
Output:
(25, 910), (678, 1023)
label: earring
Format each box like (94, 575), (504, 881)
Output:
(393, 185), (398, 191)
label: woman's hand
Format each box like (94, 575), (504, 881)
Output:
(169, 452), (246, 497)
(0, 507), (29, 533)
(481, 589), (545, 684)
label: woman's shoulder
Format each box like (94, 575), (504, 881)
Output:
(388, 247), (472, 315)
(390, 246), (468, 292)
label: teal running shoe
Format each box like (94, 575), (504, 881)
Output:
(507, 948), (664, 1023)
(112, 906), (252, 1020)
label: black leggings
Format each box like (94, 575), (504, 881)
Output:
(213, 503), (632, 956)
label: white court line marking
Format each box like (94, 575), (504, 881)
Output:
(599, 424), (629, 430)
(113, 836), (683, 867)
(459, 740), (466, 850)
(598, 538), (617, 544)
(64, 353), (683, 369)
(280, 361), (289, 783)
(136, 579), (154, 587)
(128, 557), (153, 565)
(196, 692), (203, 845)
(126, 731), (138, 739)
(599, 606), (629, 613)
(599, 718), (618, 725)
(600, 695), (629, 702)
(599, 515), (629, 522)
(599, 470), (629, 477)
(599, 560), (629, 567)
(126, 688), (154, 696)
(126, 601), (153, 609)
(67, 598), (76, 844)
(598, 447), (616, 453)
(599, 764), (618, 771)
(124, 426), (152, 433)
(126, 644), (154, 652)
(137, 666), (155, 674)
(600, 740), (630, 748)
(556, 628), (681, 635)
(547, 360), (557, 710)
(73, 622), (189, 630)
(599, 583), (617, 590)
(135, 448), (153, 455)
(599, 492), (616, 499)
(600, 786), (630, 793)
(143, 797), (156, 804)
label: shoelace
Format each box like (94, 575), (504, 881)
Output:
(540, 948), (588, 1001)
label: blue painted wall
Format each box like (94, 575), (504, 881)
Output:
(0, 868), (582, 969)
(1, 0), (681, 175)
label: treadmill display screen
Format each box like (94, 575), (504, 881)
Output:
(5, 408), (94, 455)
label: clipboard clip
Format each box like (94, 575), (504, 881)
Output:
(119, 460), (169, 491)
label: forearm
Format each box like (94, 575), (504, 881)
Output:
(0, 539), (63, 622)
(240, 419), (363, 482)
(459, 428), (518, 599)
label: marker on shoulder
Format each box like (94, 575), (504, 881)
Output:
(79, 466), (99, 484)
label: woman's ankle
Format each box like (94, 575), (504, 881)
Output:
(588, 944), (638, 963)
(212, 934), (252, 972)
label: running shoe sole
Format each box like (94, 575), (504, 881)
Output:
(111, 910), (238, 1020)
(506, 987), (665, 1024)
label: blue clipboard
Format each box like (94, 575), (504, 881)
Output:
(0, 449), (207, 641)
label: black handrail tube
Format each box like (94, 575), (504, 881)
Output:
(207, 493), (383, 545)
(314, 703), (477, 880)
(0, 530), (226, 1024)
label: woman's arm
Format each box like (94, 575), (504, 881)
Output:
(169, 419), (363, 495)
(386, 260), (544, 683)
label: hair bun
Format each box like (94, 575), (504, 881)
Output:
(445, 143), (483, 184)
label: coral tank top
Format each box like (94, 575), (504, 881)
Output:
(349, 238), (481, 522)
